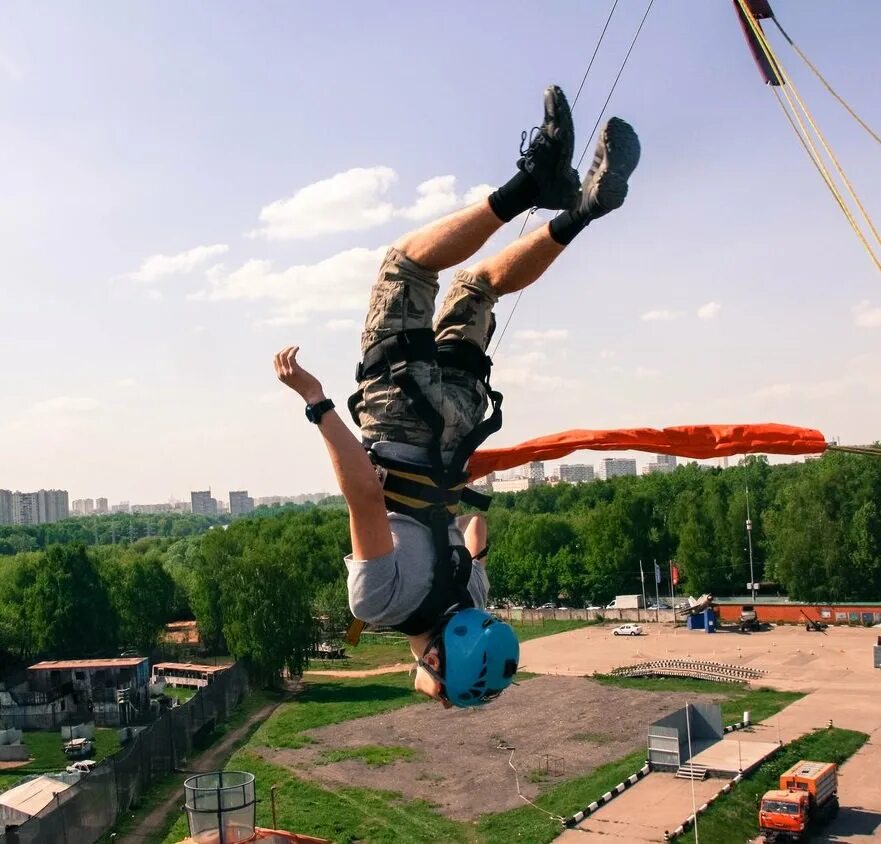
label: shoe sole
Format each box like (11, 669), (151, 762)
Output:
(585, 118), (640, 212)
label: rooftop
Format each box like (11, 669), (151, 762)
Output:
(152, 662), (231, 675)
(0, 775), (72, 817)
(28, 657), (147, 671)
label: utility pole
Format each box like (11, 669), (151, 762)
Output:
(746, 484), (756, 601)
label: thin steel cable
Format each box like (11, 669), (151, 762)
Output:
(570, 0), (621, 110)
(735, 0), (881, 273)
(771, 17), (881, 147)
(492, 0), (656, 358)
(506, 748), (567, 824)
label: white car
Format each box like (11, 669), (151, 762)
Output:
(612, 624), (643, 636)
(66, 759), (97, 775)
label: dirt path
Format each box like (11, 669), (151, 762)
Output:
(303, 663), (410, 679)
(116, 696), (286, 844)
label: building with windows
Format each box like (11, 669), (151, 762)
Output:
(0, 489), (69, 525)
(190, 490), (218, 517)
(491, 477), (537, 493)
(558, 464), (595, 483)
(229, 491), (254, 517)
(0, 490), (13, 526)
(643, 454), (678, 475)
(598, 458), (637, 481)
(96, 497), (109, 514)
(527, 461), (545, 483)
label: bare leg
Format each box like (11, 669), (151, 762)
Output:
(467, 223), (565, 297)
(457, 513), (488, 565)
(393, 200), (504, 272)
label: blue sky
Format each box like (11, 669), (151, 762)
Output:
(1, 1), (879, 503)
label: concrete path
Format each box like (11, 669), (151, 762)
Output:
(531, 625), (881, 843)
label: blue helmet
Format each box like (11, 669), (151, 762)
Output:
(440, 608), (519, 707)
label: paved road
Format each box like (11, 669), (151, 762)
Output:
(526, 625), (881, 843)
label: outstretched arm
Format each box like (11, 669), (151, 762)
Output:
(274, 346), (393, 561)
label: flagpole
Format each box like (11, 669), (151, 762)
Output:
(654, 559), (660, 624)
(639, 559), (647, 622)
(669, 560), (676, 627)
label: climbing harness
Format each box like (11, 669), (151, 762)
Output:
(347, 329), (502, 636)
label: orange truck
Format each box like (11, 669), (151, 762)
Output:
(759, 760), (839, 842)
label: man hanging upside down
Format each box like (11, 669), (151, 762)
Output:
(274, 86), (640, 708)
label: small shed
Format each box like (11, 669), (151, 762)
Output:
(648, 703), (723, 770)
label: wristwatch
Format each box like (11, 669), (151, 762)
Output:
(305, 398), (335, 424)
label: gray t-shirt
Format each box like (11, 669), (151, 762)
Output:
(344, 443), (490, 627)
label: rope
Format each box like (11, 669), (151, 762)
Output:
(734, 0), (881, 274)
(505, 747), (567, 825)
(491, 0), (656, 357)
(770, 17), (881, 148)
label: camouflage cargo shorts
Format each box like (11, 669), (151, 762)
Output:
(354, 247), (498, 454)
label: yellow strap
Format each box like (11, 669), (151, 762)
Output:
(735, 0), (881, 275)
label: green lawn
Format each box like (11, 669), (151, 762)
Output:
(0, 727), (121, 794)
(325, 634), (411, 671)
(675, 727), (867, 843)
(254, 674), (426, 750)
(162, 685), (196, 703)
(509, 619), (592, 642)
(592, 675), (803, 725)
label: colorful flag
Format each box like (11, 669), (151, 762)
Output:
(672, 564), (680, 586)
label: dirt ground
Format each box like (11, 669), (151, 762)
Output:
(254, 674), (722, 821)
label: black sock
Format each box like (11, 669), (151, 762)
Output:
(548, 209), (590, 246)
(487, 171), (539, 222)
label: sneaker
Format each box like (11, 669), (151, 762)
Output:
(577, 117), (641, 219)
(517, 85), (581, 210)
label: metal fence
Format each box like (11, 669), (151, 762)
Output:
(0, 662), (248, 844)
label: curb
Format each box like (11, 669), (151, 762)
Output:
(723, 717), (752, 733)
(563, 761), (651, 827)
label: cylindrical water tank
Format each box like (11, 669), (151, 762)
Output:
(184, 771), (256, 844)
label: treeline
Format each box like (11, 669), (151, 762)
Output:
(0, 497), (345, 556)
(1, 453), (878, 684)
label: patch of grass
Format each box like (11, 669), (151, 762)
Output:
(331, 634), (411, 671)
(161, 751), (476, 844)
(476, 749), (647, 843)
(570, 730), (617, 744)
(317, 744), (418, 767)
(162, 685), (196, 703)
(676, 727), (867, 843)
(509, 619), (591, 642)
(0, 727), (121, 794)
(254, 674), (425, 750)
(591, 675), (803, 726)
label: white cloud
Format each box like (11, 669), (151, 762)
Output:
(464, 184), (494, 205)
(396, 175), (459, 221)
(251, 167), (397, 240)
(635, 367), (660, 378)
(192, 246), (386, 326)
(641, 309), (685, 322)
(125, 244), (229, 284)
(116, 378), (137, 389)
(326, 318), (357, 332)
(697, 301), (722, 320)
(249, 167), (494, 240)
(513, 328), (569, 344)
(599, 349), (616, 360)
(193, 325), (208, 334)
(853, 300), (881, 327)
(492, 351), (565, 391)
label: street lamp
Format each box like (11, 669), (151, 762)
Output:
(746, 484), (756, 601)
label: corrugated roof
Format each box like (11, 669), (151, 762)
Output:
(152, 662), (231, 674)
(28, 658), (147, 671)
(0, 775), (72, 816)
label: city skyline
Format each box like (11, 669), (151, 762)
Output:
(1, 3), (878, 500)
